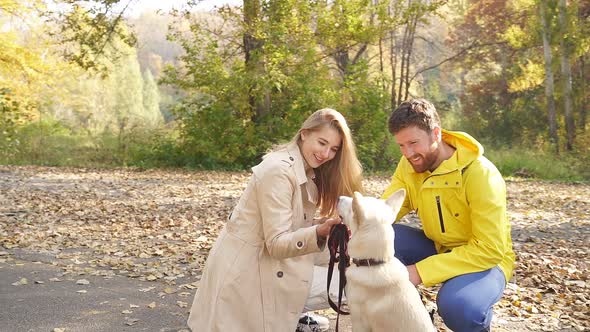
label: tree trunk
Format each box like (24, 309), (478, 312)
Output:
(334, 43), (368, 81)
(389, 7), (399, 110)
(243, 0), (269, 123)
(397, 19), (410, 103)
(576, 2), (587, 133)
(580, 54), (587, 132)
(539, 0), (559, 153)
(558, 0), (575, 150)
(403, 14), (418, 101)
(379, 35), (387, 94)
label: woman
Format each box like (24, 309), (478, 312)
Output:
(187, 108), (363, 331)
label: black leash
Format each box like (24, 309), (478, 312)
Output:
(327, 223), (350, 332)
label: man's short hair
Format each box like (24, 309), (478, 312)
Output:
(388, 98), (440, 135)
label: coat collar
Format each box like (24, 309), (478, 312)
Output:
(287, 143), (311, 185)
(434, 130), (481, 174)
(286, 143), (318, 205)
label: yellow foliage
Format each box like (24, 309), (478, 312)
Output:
(507, 0), (536, 12)
(0, 1), (66, 123)
(0, 31), (49, 119)
(502, 25), (527, 49)
(508, 60), (544, 93)
(0, 0), (19, 12)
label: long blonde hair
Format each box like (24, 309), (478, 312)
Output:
(290, 108), (364, 216)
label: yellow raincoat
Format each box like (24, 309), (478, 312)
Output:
(382, 130), (515, 287)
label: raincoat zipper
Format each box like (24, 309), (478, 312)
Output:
(435, 196), (445, 233)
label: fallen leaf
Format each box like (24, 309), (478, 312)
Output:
(124, 318), (139, 326)
(12, 278), (28, 286)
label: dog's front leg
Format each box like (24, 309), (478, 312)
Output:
(348, 301), (371, 332)
(350, 313), (371, 332)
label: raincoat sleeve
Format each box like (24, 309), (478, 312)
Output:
(255, 165), (323, 259)
(416, 165), (508, 286)
(381, 164), (413, 222)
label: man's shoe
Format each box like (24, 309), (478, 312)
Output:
(296, 312), (329, 332)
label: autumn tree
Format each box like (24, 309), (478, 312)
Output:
(45, 0), (137, 73)
(0, 0), (48, 121)
(539, 0), (559, 152)
(448, 0), (589, 152)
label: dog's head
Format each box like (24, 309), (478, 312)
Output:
(337, 189), (406, 233)
(337, 189), (406, 259)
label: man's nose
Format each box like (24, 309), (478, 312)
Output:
(402, 146), (414, 157)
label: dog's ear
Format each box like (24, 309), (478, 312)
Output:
(384, 188), (406, 214)
(352, 191), (364, 225)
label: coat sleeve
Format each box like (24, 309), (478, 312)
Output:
(254, 165), (322, 259)
(381, 163), (412, 222)
(416, 163), (508, 286)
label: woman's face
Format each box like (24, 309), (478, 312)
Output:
(300, 126), (342, 169)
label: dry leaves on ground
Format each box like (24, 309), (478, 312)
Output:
(0, 166), (588, 331)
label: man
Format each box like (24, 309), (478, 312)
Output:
(382, 98), (515, 332)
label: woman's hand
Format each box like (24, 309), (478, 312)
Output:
(315, 217), (342, 238)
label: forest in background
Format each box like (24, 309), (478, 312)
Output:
(0, 0), (589, 180)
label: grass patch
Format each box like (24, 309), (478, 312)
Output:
(0, 119), (178, 169)
(2, 120), (588, 182)
(485, 147), (588, 182)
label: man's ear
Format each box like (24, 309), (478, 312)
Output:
(432, 126), (442, 142)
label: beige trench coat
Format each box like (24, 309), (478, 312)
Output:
(187, 143), (326, 332)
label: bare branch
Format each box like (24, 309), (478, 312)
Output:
(409, 41), (509, 84)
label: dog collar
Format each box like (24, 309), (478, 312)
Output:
(351, 258), (386, 267)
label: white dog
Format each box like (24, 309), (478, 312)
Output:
(337, 190), (435, 332)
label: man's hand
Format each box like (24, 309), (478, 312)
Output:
(315, 217), (341, 238)
(407, 264), (423, 286)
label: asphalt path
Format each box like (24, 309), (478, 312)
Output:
(1, 251), (192, 332)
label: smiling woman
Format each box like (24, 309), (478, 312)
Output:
(186, 108), (364, 332)
(300, 126), (341, 169)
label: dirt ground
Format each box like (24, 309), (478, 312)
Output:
(1, 166), (588, 331)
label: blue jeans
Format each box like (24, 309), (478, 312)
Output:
(393, 224), (506, 332)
